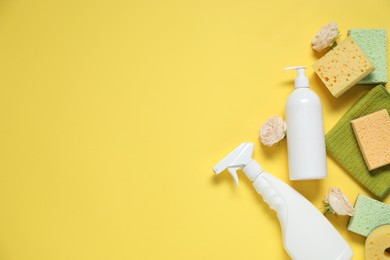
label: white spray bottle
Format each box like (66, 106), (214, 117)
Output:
(213, 143), (353, 260)
(284, 66), (327, 180)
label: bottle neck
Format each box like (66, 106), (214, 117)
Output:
(243, 160), (263, 181)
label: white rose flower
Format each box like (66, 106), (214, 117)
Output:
(324, 187), (355, 216)
(260, 116), (286, 147)
(311, 22), (339, 52)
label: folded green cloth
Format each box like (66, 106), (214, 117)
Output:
(326, 85), (390, 200)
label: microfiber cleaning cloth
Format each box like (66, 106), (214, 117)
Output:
(326, 85), (390, 200)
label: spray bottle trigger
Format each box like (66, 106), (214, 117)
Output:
(228, 167), (240, 187)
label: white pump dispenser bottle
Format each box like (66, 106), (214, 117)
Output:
(213, 143), (353, 260)
(284, 66), (327, 180)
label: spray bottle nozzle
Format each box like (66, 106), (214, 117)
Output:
(284, 66), (309, 88)
(213, 143), (255, 186)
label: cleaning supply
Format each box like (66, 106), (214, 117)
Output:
(351, 109), (390, 170)
(284, 66), (327, 180)
(349, 29), (387, 84)
(365, 225), (390, 260)
(312, 36), (375, 97)
(326, 85), (390, 199)
(348, 194), (390, 237)
(213, 142), (353, 260)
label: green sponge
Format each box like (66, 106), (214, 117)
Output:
(349, 29), (387, 84)
(348, 194), (390, 237)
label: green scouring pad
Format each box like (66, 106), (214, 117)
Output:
(348, 194), (390, 237)
(349, 29), (388, 84)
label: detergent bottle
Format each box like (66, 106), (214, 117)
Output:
(213, 143), (353, 260)
(284, 66), (327, 180)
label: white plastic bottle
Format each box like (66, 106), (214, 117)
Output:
(213, 143), (353, 260)
(284, 66), (327, 180)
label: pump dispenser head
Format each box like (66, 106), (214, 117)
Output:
(284, 66), (309, 88)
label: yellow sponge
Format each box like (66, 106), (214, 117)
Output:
(365, 225), (390, 260)
(313, 36), (375, 97)
(351, 109), (390, 170)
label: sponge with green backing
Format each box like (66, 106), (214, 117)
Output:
(348, 194), (390, 237)
(349, 29), (388, 84)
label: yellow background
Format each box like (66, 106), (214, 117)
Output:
(0, 0), (389, 259)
